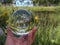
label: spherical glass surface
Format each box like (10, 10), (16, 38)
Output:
(8, 9), (34, 33)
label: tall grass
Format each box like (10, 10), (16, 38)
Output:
(0, 6), (60, 45)
(32, 10), (60, 45)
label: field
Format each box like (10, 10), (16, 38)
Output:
(0, 6), (60, 45)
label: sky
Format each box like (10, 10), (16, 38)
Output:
(13, 0), (33, 6)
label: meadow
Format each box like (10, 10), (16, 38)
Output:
(0, 6), (60, 45)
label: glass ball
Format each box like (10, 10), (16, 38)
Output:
(8, 9), (34, 33)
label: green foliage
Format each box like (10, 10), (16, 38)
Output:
(0, 6), (12, 30)
(32, 0), (60, 6)
(0, 2), (2, 6)
(2, 0), (12, 4)
(0, 6), (60, 45)
(0, 35), (6, 45)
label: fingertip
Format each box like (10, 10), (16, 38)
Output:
(33, 26), (37, 30)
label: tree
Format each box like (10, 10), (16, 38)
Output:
(49, 0), (60, 5)
(32, 0), (60, 6)
(32, 0), (49, 6)
(1, 0), (13, 4)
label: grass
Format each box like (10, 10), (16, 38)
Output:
(0, 6), (60, 45)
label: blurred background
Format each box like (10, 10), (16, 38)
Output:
(0, 0), (60, 45)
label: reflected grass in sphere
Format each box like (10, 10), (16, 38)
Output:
(8, 9), (34, 33)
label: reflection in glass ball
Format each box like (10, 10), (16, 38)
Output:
(8, 9), (34, 33)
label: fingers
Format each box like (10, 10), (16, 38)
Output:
(6, 26), (11, 31)
(32, 26), (37, 30)
(6, 26), (10, 29)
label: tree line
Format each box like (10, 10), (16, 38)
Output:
(33, 0), (60, 6)
(0, 0), (60, 6)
